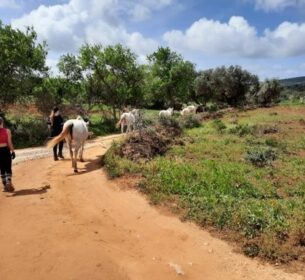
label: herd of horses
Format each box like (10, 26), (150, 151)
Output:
(118, 105), (204, 134)
(47, 105), (204, 173)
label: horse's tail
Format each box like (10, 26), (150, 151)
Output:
(47, 121), (73, 148)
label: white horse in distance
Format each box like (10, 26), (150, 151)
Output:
(117, 109), (139, 133)
(47, 116), (89, 173)
(180, 105), (196, 116)
(159, 108), (174, 118)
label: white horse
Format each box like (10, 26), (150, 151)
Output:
(47, 116), (89, 173)
(117, 112), (136, 133)
(159, 108), (174, 118)
(180, 105), (196, 116)
(131, 109), (140, 122)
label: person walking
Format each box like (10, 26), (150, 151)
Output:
(48, 107), (64, 161)
(0, 117), (15, 192)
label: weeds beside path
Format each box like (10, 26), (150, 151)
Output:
(104, 105), (305, 270)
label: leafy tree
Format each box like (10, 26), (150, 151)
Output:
(78, 44), (144, 120)
(193, 69), (214, 103)
(194, 66), (259, 106)
(33, 77), (67, 116)
(60, 44), (145, 119)
(147, 47), (196, 108)
(223, 66), (259, 106)
(57, 53), (86, 109)
(0, 21), (48, 112)
(255, 79), (282, 106)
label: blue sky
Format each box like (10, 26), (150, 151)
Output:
(1, 0), (305, 79)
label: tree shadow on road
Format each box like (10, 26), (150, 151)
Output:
(8, 184), (51, 197)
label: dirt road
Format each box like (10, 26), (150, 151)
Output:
(0, 136), (303, 280)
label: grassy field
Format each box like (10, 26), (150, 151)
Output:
(105, 105), (305, 264)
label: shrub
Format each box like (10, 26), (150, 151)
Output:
(205, 102), (219, 112)
(159, 115), (179, 127)
(181, 114), (202, 129)
(90, 117), (117, 136)
(229, 123), (254, 137)
(158, 116), (182, 136)
(120, 129), (172, 162)
(265, 138), (279, 147)
(9, 117), (49, 148)
(245, 147), (277, 167)
(255, 79), (282, 106)
(139, 115), (155, 128)
(211, 119), (226, 133)
(103, 142), (140, 177)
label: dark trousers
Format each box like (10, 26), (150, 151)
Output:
(0, 147), (12, 186)
(53, 141), (64, 158)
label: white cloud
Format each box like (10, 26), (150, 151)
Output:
(0, 0), (21, 9)
(163, 16), (305, 58)
(130, 4), (151, 21)
(12, 0), (159, 58)
(126, 0), (173, 21)
(250, 0), (305, 11)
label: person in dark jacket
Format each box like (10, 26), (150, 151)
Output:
(0, 117), (15, 192)
(48, 107), (64, 161)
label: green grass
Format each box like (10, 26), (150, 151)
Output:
(104, 105), (305, 264)
(89, 113), (119, 136)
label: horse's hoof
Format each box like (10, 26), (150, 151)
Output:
(74, 169), (78, 173)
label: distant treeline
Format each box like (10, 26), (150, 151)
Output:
(1, 21), (283, 121)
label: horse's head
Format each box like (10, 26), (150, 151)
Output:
(131, 109), (139, 117)
(196, 105), (204, 113)
(77, 115), (90, 126)
(83, 117), (90, 126)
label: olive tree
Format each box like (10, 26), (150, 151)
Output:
(255, 79), (282, 106)
(194, 66), (259, 106)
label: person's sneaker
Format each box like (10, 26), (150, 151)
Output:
(58, 154), (64, 159)
(5, 182), (15, 192)
(54, 156), (59, 161)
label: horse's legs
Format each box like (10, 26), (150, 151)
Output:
(67, 140), (74, 168)
(79, 142), (85, 162)
(73, 147), (80, 173)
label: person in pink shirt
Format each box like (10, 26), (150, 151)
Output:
(0, 117), (15, 192)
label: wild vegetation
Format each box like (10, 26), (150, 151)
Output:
(104, 106), (305, 264)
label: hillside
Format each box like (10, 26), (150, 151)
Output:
(279, 76), (305, 87)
